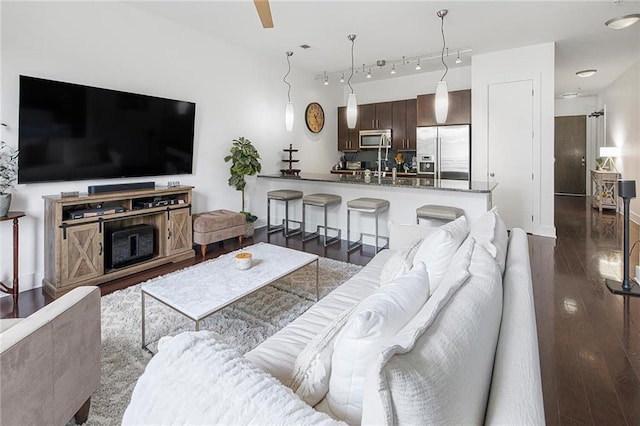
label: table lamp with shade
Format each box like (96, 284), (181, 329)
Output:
(599, 146), (620, 171)
(606, 180), (638, 296)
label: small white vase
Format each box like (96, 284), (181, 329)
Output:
(0, 193), (11, 217)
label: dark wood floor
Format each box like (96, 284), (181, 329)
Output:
(534, 196), (640, 425)
(2, 195), (639, 425)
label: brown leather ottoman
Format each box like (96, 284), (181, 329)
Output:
(192, 210), (247, 258)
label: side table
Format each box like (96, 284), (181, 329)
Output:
(0, 211), (26, 307)
(591, 170), (620, 212)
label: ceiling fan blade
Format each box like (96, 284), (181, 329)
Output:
(253, 0), (274, 28)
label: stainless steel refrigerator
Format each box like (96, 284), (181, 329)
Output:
(416, 125), (471, 180)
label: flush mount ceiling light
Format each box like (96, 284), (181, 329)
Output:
(435, 9), (449, 124)
(283, 51), (294, 132)
(605, 13), (640, 29)
(562, 92), (580, 99)
(346, 34), (358, 129)
(576, 69), (598, 78)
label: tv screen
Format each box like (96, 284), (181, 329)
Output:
(18, 75), (195, 183)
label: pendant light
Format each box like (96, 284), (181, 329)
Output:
(283, 51), (294, 132)
(346, 34), (358, 129)
(435, 9), (449, 124)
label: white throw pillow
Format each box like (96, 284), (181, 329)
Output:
(469, 207), (508, 273)
(412, 215), (468, 293)
(387, 221), (437, 250)
(287, 305), (355, 406)
(379, 238), (423, 286)
(326, 262), (430, 425)
(362, 240), (503, 426)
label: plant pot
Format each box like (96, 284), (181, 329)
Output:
(0, 193), (11, 217)
(244, 221), (255, 238)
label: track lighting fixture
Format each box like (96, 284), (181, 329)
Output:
(415, 59), (422, 70)
(340, 73), (345, 83)
(283, 51), (294, 132)
(390, 63), (396, 74)
(455, 51), (462, 64)
(367, 67), (372, 78)
(323, 71), (328, 85)
(346, 34), (357, 129)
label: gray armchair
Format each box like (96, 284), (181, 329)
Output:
(0, 286), (101, 425)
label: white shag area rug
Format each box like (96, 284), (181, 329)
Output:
(80, 250), (362, 425)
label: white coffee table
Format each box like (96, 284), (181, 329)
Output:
(141, 242), (319, 351)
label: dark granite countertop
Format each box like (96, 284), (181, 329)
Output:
(258, 173), (497, 193)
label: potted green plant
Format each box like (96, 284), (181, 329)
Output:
(224, 137), (262, 237)
(0, 141), (18, 217)
(595, 157), (604, 170)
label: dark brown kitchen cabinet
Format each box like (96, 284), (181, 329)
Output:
(359, 102), (392, 130)
(337, 106), (359, 151)
(392, 99), (417, 151)
(417, 89), (471, 126)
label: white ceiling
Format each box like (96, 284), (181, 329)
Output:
(128, 0), (640, 98)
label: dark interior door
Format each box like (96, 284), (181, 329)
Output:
(555, 115), (586, 195)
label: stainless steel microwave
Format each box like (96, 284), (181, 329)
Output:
(359, 129), (392, 149)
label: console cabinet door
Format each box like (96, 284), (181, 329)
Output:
(61, 223), (104, 285)
(167, 209), (192, 255)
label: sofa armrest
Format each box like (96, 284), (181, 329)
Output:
(124, 331), (342, 425)
(485, 228), (545, 425)
(0, 286), (101, 426)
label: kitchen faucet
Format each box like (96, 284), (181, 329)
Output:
(377, 134), (387, 182)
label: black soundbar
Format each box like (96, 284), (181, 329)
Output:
(88, 182), (155, 194)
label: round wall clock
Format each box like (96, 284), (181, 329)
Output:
(305, 102), (325, 133)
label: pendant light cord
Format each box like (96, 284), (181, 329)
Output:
(347, 35), (355, 95)
(283, 51), (292, 102)
(439, 13), (449, 82)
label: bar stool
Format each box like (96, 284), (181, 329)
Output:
(416, 204), (464, 225)
(347, 197), (390, 253)
(301, 193), (342, 246)
(267, 189), (303, 237)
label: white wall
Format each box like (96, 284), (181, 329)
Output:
(347, 66), (471, 105)
(598, 60), (640, 225)
(472, 43), (556, 237)
(0, 2), (341, 293)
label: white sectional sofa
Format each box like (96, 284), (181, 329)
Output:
(123, 209), (544, 425)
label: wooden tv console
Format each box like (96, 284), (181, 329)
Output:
(43, 186), (195, 299)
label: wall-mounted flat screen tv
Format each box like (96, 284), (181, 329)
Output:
(18, 75), (196, 183)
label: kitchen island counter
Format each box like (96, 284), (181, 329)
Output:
(251, 173), (496, 246)
(259, 172), (497, 193)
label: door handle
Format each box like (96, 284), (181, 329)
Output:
(168, 229), (172, 239)
(490, 172), (495, 177)
(98, 242), (103, 256)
